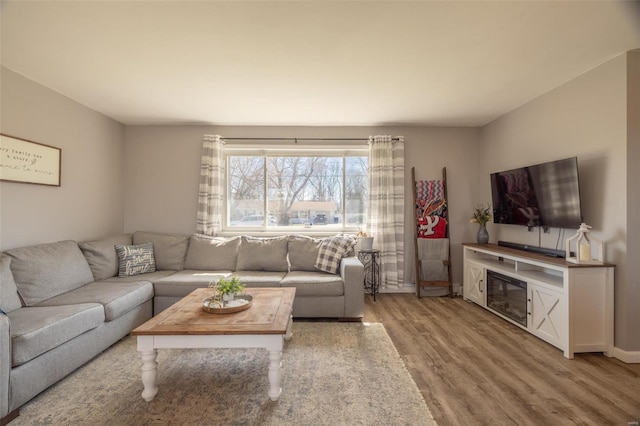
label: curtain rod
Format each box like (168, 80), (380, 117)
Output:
(219, 137), (401, 142)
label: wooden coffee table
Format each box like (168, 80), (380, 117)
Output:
(131, 287), (295, 402)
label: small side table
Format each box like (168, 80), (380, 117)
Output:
(357, 249), (380, 301)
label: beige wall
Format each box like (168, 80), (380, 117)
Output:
(626, 50), (640, 353)
(0, 67), (125, 250)
(124, 125), (481, 288)
(123, 125), (208, 235)
(481, 53), (638, 352)
(402, 127), (481, 291)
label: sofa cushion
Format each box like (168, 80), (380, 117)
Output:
(236, 236), (289, 272)
(101, 270), (176, 283)
(315, 235), (357, 274)
(35, 280), (153, 322)
(133, 231), (189, 270)
(5, 240), (94, 306)
(0, 255), (23, 313)
(79, 234), (133, 280)
(288, 235), (323, 272)
(115, 243), (157, 277)
(280, 271), (344, 297)
(8, 304), (104, 366)
(184, 234), (240, 270)
(232, 271), (286, 287)
(153, 270), (233, 297)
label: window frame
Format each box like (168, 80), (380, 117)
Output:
(223, 144), (368, 234)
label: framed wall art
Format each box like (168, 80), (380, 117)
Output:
(0, 134), (61, 186)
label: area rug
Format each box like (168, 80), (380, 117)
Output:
(13, 322), (437, 425)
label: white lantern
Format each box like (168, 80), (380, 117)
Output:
(565, 223), (604, 264)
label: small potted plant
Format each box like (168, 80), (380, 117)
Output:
(357, 227), (374, 250)
(209, 276), (245, 302)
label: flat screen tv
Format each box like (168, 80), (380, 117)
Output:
(490, 157), (583, 229)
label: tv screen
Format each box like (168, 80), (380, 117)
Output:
(490, 157), (582, 229)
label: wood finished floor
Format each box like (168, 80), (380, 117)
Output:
(363, 293), (640, 426)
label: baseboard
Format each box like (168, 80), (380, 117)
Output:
(379, 283), (462, 296)
(612, 347), (640, 363)
(1, 409), (19, 426)
(379, 287), (415, 294)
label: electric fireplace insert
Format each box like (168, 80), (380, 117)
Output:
(486, 270), (527, 327)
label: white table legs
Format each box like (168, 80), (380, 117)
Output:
(268, 312), (293, 400)
(285, 312), (293, 341)
(136, 324), (293, 403)
(140, 348), (158, 402)
(267, 348), (282, 401)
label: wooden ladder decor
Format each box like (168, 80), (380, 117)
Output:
(412, 167), (453, 298)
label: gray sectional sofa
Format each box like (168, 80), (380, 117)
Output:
(0, 231), (364, 423)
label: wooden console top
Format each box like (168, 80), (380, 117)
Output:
(463, 243), (615, 268)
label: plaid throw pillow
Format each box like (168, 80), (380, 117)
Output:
(115, 243), (156, 277)
(314, 235), (357, 274)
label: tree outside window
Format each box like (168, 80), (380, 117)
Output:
(227, 153), (367, 229)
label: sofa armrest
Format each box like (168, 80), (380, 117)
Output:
(339, 256), (365, 318)
(0, 312), (10, 418)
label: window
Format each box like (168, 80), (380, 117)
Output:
(226, 149), (368, 231)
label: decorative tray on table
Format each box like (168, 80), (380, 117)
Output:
(202, 294), (253, 314)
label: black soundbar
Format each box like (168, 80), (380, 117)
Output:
(498, 241), (566, 258)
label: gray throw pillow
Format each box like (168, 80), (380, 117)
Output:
(315, 235), (357, 274)
(0, 255), (23, 313)
(288, 235), (323, 272)
(184, 234), (240, 271)
(115, 243), (157, 277)
(236, 236), (289, 272)
(79, 234), (133, 280)
(133, 231), (189, 271)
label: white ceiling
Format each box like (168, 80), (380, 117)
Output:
(2, 1), (639, 127)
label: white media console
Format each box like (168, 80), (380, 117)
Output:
(463, 243), (614, 359)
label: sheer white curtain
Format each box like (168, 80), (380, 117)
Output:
(367, 135), (405, 290)
(196, 134), (225, 236)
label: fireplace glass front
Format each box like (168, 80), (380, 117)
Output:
(486, 270), (527, 327)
